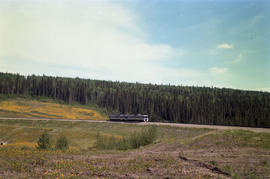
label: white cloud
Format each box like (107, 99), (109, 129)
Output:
(0, 2), (199, 85)
(217, 43), (233, 49)
(256, 87), (270, 92)
(209, 67), (228, 75)
(209, 43), (234, 55)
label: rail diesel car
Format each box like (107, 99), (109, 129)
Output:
(109, 114), (149, 122)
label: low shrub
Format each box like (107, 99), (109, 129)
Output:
(55, 135), (69, 151)
(210, 160), (218, 166)
(36, 131), (53, 150)
(95, 126), (157, 150)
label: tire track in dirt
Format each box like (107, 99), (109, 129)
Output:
(189, 130), (218, 141)
(178, 155), (231, 177)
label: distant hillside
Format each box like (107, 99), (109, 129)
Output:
(0, 72), (269, 127)
(0, 97), (107, 120)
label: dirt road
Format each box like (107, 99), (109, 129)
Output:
(141, 122), (270, 133)
(0, 117), (269, 133)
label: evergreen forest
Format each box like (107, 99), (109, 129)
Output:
(0, 72), (269, 127)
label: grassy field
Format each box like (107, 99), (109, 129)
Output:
(0, 97), (107, 120)
(0, 118), (270, 178)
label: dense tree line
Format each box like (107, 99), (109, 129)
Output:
(0, 72), (269, 127)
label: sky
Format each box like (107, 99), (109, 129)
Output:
(0, 0), (269, 92)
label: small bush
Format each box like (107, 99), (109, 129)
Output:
(262, 160), (268, 166)
(232, 174), (240, 179)
(129, 126), (157, 148)
(223, 165), (232, 174)
(36, 131), (53, 150)
(95, 133), (119, 150)
(55, 135), (69, 151)
(210, 160), (218, 166)
(95, 126), (157, 150)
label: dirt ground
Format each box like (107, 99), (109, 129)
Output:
(1, 135), (269, 178)
(0, 118), (270, 178)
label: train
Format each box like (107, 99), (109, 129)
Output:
(109, 114), (149, 122)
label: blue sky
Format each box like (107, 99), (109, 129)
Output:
(0, 0), (269, 91)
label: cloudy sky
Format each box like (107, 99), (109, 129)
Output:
(0, 0), (269, 92)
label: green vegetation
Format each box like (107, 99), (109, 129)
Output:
(0, 119), (214, 149)
(209, 160), (218, 166)
(55, 135), (69, 151)
(129, 125), (157, 148)
(1, 72), (270, 127)
(96, 126), (157, 150)
(0, 119), (270, 178)
(36, 131), (53, 150)
(1, 72), (269, 177)
(262, 160), (268, 167)
(203, 130), (270, 149)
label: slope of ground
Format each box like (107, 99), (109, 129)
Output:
(0, 119), (270, 178)
(0, 98), (107, 120)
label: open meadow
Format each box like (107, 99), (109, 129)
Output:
(0, 97), (107, 121)
(0, 118), (270, 178)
